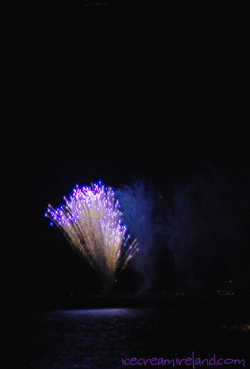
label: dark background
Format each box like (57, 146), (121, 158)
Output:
(1, 1), (250, 306)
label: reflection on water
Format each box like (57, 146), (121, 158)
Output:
(2, 308), (250, 369)
(32, 308), (159, 369)
(57, 307), (139, 316)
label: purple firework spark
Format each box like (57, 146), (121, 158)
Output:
(45, 182), (138, 288)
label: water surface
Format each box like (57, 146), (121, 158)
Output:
(2, 307), (249, 368)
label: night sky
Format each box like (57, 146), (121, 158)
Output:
(1, 2), (250, 302)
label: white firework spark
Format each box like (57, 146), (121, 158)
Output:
(45, 182), (138, 289)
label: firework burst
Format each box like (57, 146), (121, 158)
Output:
(45, 182), (138, 291)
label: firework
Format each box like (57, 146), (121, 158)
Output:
(45, 182), (138, 291)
